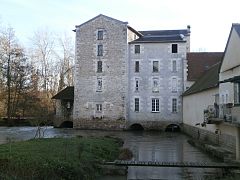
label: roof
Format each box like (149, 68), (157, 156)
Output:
(220, 23), (240, 72)
(75, 14), (128, 28)
(130, 28), (190, 43)
(220, 75), (240, 83)
(183, 62), (221, 96)
(233, 23), (240, 37)
(127, 25), (143, 37)
(52, 86), (74, 100)
(187, 52), (223, 81)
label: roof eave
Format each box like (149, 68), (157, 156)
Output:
(129, 40), (186, 44)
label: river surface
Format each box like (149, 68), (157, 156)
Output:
(0, 126), (224, 180)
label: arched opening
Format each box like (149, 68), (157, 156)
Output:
(165, 124), (180, 132)
(60, 121), (73, 128)
(129, 123), (144, 131)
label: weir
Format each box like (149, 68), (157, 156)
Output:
(105, 160), (240, 169)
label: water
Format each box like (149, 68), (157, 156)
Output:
(0, 127), (223, 179)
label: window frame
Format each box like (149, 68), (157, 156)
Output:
(97, 61), (102, 73)
(97, 78), (102, 92)
(97, 30), (103, 40)
(172, 98), (177, 113)
(152, 78), (159, 92)
(153, 61), (159, 73)
(135, 79), (139, 91)
(152, 98), (160, 112)
(171, 77), (178, 92)
(135, 61), (139, 73)
(172, 60), (177, 72)
(135, 45), (140, 54)
(96, 104), (102, 112)
(234, 82), (240, 105)
(135, 98), (139, 112)
(97, 44), (103, 56)
(172, 44), (178, 53)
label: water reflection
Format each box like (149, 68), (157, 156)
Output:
(0, 127), (222, 179)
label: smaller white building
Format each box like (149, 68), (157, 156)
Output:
(183, 24), (240, 160)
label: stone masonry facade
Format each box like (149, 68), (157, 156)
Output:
(73, 14), (190, 130)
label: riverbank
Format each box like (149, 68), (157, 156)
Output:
(0, 136), (121, 179)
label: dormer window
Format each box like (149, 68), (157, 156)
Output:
(97, 30), (103, 40)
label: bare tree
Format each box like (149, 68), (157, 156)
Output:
(55, 33), (74, 91)
(31, 28), (55, 92)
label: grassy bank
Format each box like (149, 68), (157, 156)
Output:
(0, 137), (121, 179)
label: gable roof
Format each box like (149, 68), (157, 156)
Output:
(52, 86), (74, 100)
(233, 23), (240, 37)
(187, 52), (223, 81)
(220, 23), (240, 73)
(75, 14), (128, 28)
(130, 28), (190, 43)
(183, 62), (221, 96)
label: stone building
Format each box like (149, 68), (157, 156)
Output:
(54, 14), (191, 130)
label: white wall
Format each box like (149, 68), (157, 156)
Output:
(183, 88), (219, 132)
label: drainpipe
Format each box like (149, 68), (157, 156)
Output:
(236, 128), (240, 160)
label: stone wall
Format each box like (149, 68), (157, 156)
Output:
(73, 118), (126, 130)
(74, 15), (130, 126)
(126, 120), (181, 131)
(183, 123), (236, 156)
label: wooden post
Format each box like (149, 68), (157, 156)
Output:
(236, 127), (240, 160)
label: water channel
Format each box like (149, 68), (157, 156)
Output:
(0, 126), (224, 179)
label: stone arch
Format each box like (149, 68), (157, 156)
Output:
(165, 124), (181, 132)
(129, 123), (144, 130)
(59, 121), (73, 128)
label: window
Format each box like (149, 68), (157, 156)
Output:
(172, 44), (178, 53)
(152, 78), (159, 92)
(135, 98), (139, 112)
(234, 83), (240, 104)
(97, 30), (103, 40)
(97, 45), (103, 56)
(172, 77), (177, 92)
(135, 45), (140, 54)
(97, 78), (102, 91)
(153, 61), (159, 72)
(97, 61), (102, 72)
(172, 60), (177, 72)
(172, 98), (177, 113)
(135, 79), (139, 91)
(152, 98), (160, 112)
(135, 61), (139, 72)
(96, 104), (102, 112)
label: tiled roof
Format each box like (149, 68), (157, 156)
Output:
(183, 62), (221, 96)
(52, 86), (74, 100)
(130, 29), (190, 43)
(187, 52), (223, 81)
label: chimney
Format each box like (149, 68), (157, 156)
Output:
(187, 25), (191, 33)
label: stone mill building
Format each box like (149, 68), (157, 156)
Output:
(53, 14), (191, 130)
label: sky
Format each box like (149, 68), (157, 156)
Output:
(0, 0), (239, 52)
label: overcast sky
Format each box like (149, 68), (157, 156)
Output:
(0, 0), (239, 52)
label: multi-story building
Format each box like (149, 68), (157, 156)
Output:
(54, 14), (191, 130)
(128, 29), (190, 129)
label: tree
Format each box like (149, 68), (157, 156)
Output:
(56, 33), (74, 91)
(0, 26), (33, 122)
